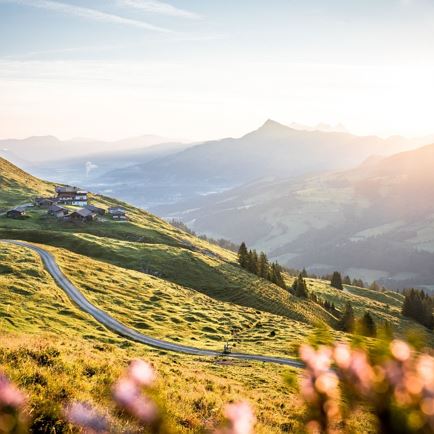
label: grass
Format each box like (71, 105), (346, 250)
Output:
(0, 242), (328, 357)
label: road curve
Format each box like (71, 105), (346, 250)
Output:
(1, 240), (304, 368)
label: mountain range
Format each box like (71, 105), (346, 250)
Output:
(88, 119), (426, 208)
(159, 142), (434, 289)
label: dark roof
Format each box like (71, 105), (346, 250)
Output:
(7, 207), (26, 214)
(71, 208), (95, 218)
(48, 204), (68, 213)
(85, 204), (105, 212)
(55, 186), (87, 194)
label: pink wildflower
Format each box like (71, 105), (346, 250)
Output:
(112, 378), (158, 424)
(0, 374), (26, 409)
(127, 360), (156, 388)
(224, 401), (255, 434)
(64, 402), (108, 433)
(390, 340), (411, 362)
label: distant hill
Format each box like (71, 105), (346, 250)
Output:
(27, 141), (191, 187)
(158, 143), (434, 290)
(94, 119), (425, 208)
(0, 134), (176, 165)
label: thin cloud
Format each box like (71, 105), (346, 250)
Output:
(119, 0), (201, 19)
(1, 0), (173, 32)
(3, 45), (124, 60)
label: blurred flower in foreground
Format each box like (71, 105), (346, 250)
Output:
(0, 374), (26, 410)
(299, 344), (340, 433)
(216, 401), (255, 434)
(64, 402), (108, 433)
(112, 360), (159, 425)
(0, 372), (27, 434)
(300, 340), (434, 433)
(127, 359), (156, 388)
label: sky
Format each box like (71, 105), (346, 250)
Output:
(1, 0), (434, 141)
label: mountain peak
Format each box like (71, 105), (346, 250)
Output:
(261, 119), (286, 130)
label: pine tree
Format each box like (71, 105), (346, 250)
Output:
(269, 262), (286, 289)
(258, 252), (269, 279)
(361, 312), (377, 337)
(238, 242), (248, 269)
(339, 302), (355, 332)
(246, 250), (259, 274)
(330, 271), (344, 290)
(301, 268), (308, 278)
(343, 275), (351, 285)
(294, 274), (308, 298)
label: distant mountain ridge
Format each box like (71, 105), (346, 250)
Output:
(93, 119), (427, 208)
(0, 134), (176, 165)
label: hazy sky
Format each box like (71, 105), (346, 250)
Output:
(1, 0), (434, 141)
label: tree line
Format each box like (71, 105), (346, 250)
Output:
(237, 242), (286, 289)
(402, 288), (434, 329)
(287, 271), (382, 337)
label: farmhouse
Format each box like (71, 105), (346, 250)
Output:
(108, 206), (128, 220)
(6, 206), (27, 219)
(55, 186), (88, 206)
(84, 204), (105, 216)
(48, 204), (69, 219)
(69, 208), (96, 222)
(34, 197), (55, 207)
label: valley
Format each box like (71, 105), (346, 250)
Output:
(1, 155), (432, 432)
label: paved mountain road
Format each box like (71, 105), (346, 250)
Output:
(1, 240), (304, 368)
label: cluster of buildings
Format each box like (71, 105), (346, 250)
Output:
(5, 185), (128, 223)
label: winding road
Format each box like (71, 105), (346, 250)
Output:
(1, 239), (304, 368)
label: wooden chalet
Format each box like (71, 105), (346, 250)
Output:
(69, 208), (96, 222)
(48, 204), (69, 219)
(55, 186), (88, 206)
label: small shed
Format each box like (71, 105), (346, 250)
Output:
(85, 204), (106, 216)
(108, 206), (127, 220)
(6, 206), (27, 219)
(48, 204), (69, 218)
(69, 208), (96, 222)
(35, 197), (55, 207)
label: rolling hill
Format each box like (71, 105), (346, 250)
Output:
(161, 143), (434, 289)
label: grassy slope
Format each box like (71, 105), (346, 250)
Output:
(0, 157), (335, 329)
(0, 245), (373, 433)
(1, 243), (326, 357)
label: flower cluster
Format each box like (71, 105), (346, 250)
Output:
(0, 372), (27, 433)
(299, 340), (434, 433)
